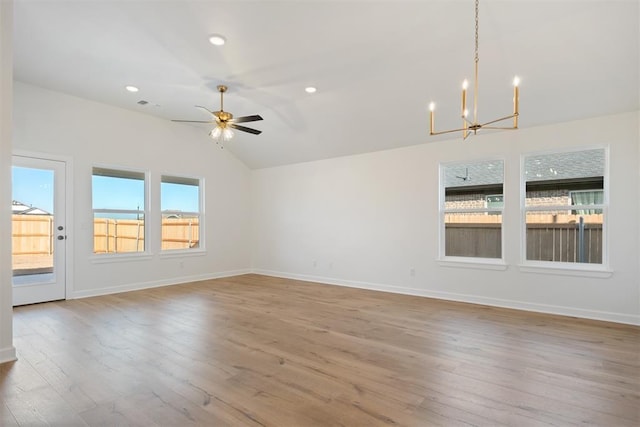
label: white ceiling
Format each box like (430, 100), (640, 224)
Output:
(13, 0), (640, 169)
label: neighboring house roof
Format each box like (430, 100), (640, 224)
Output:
(444, 149), (605, 189)
(12, 200), (51, 215)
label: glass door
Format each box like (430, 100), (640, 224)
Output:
(12, 155), (66, 305)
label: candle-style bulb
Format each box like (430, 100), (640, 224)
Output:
(462, 79), (469, 90)
(429, 102), (435, 112)
(513, 76), (520, 87)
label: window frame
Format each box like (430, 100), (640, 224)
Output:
(439, 158), (506, 267)
(519, 147), (610, 273)
(159, 174), (204, 254)
(91, 165), (149, 258)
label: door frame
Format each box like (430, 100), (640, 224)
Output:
(12, 150), (73, 304)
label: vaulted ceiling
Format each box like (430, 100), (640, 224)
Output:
(13, 0), (640, 169)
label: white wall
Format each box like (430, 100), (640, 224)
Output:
(12, 82), (252, 298)
(0, 0), (17, 364)
(4, 77), (638, 361)
(252, 112), (640, 325)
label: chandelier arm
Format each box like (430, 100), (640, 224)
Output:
(479, 126), (519, 130)
(480, 114), (518, 127)
(430, 127), (472, 136)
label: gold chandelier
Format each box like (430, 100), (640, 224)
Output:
(429, 0), (520, 139)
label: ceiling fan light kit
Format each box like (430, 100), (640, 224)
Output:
(429, 0), (520, 140)
(210, 125), (234, 143)
(172, 84), (263, 148)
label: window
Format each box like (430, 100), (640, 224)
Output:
(161, 175), (201, 251)
(486, 195), (504, 214)
(92, 167), (146, 254)
(441, 160), (504, 259)
(570, 189), (604, 215)
(523, 148), (606, 265)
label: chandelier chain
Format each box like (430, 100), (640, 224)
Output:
(474, 0), (479, 63)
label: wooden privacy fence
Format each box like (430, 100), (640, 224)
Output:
(445, 213), (603, 263)
(445, 222), (502, 258)
(526, 221), (602, 263)
(11, 214), (54, 255)
(12, 214), (199, 255)
(93, 219), (145, 253)
(93, 217), (200, 253)
(161, 217), (200, 251)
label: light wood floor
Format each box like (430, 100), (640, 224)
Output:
(1, 274), (639, 426)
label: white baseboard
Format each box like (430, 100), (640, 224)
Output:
(0, 346), (16, 364)
(252, 269), (640, 326)
(71, 269), (252, 299)
(64, 266), (639, 326)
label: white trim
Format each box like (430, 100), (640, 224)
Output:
(12, 149), (71, 163)
(93, 208), (144, 214)
(64, 156), (74, 307)
(0, 0), (14, 363)
(71, 268), (251, 299)
(518, 263), (613, 278)
(12, 151), (73, 304)
(0, 346), (17, 364)
(444, 207), (505, 214)
(92, 163), (150, 254)
(158, 249), (207, 259)
(90, 253), (154, 263)
(438, 258), (508, 271)
(439, 158), (506, 262)
(520, 146), (609, 270)
(160, 173), (204, 252)
(252, 269), (639, 326)
(523, 204), (606, 212)
(161, 210), (200, 216)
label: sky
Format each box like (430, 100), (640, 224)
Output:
(12, 167), (54, 213)
(12, 166), (199, 215)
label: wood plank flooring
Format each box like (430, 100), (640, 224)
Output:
(1, 274), (639, 426)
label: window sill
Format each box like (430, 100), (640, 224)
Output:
(90, 253), (153, 264)
(159, 249), (206, 259)
(518, 262), (613, 278)
(438, 257), (508, 271)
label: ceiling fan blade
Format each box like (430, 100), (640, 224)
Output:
(230, 115), (263, 124)
(229, 123), (262, 135)
(172, 120), (216, 123)
(195, 105), (215, 115)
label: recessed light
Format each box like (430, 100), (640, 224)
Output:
(209, 34), (226, 46)
(305, 86), (317, 94)
(125, 85), (139, 93)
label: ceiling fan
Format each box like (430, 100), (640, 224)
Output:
(172, 85), (263, 146)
